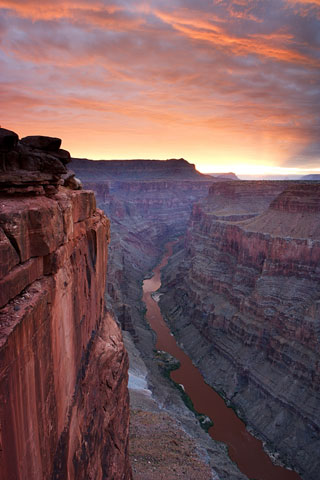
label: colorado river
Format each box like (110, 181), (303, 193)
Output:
(142, 241), (301, 480)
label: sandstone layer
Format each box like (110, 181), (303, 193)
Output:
(159, 181), (320, 479)
(0, 128), (132, 480)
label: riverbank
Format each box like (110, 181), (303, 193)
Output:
(124, 332), (216, 479)
(122, 249), (248, 480)
(142, 242), (302, 480)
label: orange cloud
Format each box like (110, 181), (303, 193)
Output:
(1, 0), (319, 172)
(0, 0), (145, 32)
(286, 0), (320, 5)
(154, 10), (319, 67)
(0, 1), (121, 20)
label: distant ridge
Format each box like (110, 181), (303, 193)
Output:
(71, 157), (214, 181)
(300, 174), (320, 180)
(208, 172), (238, 180)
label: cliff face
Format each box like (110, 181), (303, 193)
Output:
(200, 180), (294, 219)
(160, 181), (320, 479)
(0, 129), (132, 480)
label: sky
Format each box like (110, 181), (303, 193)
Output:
(0, 0), (320, 176)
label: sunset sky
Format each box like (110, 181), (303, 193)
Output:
(1, 0), (319, 176)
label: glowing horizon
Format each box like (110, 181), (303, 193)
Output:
(198, 164), (320, 176)
(1, 0), (319, 176)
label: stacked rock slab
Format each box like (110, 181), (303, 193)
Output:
(0, 128), (132, 480)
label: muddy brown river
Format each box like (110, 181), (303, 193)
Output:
(142, 242), (301, 480)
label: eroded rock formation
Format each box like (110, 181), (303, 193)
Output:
(70, 158), (215, 339)
(71, 160), (320, 478)
(159, 181), (320, 479)
(0, 128), (132, 480)
(71, 159), (253, 479)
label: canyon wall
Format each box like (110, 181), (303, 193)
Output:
(0, 128), (132, 480)
(159, 181), (320, 479)
(71, 158), (214, 339)
(72, 159), (253, 479)
(71, 160), (319, 478)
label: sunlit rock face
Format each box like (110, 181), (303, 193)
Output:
(159, 181), (320, 480)
(0, 128), (132, 480)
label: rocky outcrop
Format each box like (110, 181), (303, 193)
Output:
(159, 181), (320, 479)
(0, 128), (72, 196)
(0, 128), (132, 480)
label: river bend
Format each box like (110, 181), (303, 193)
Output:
(142, 242), (301, 480)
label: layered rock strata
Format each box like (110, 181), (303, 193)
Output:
(159, 181), (320, 479)
(0, 128), (132, 480)
(70, 158), (215, 339)
(197, 180), (294, 220)
(71, 161), (255, 479)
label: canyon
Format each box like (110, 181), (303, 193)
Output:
(71, 157), (215, 341)
(71, 158), (253, 479)
(71, 158), (319, 479)
(1, 126), (319, 479)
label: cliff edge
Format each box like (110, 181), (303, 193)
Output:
(0, 128), (132, 480)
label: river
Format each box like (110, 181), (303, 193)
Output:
(142, 241), (302, 480)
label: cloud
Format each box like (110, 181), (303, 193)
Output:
(0, 0), (319, 170)
(286, 0), (320, 5)
(153, 8), (319, 67)
(0, 1), (122, 21)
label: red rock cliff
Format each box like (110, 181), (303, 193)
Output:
(0, 128), (132, 480)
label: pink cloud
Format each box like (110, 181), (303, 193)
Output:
(0, 0), (319, 170)
(154, 9), (319, 67)
(0, 1), (122, 21)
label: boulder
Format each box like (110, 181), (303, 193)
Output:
(54, 148), (71, 164)
(0, 128), (71, 195)
(62, 170), (82, 190)
(20, 135), (61, 151)
(0, 128), (19, 151)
